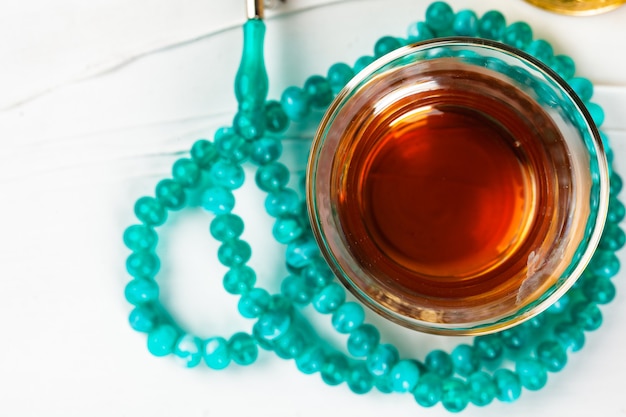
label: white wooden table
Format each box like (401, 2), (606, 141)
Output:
(1, 1), (625, 416)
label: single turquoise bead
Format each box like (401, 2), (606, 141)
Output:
(502, 21), (533, 50)
(209, 159), (245, 190)
(425, 1), (454, 32)
(526, 39), (554, 63)
(570, 301), (603, 331)
(273, 328), (307, 360)
(172, 158), (201, 188)
(213, 126), (233, 143)
(126, 251), (160, 279)
(313, 282), (346, 314)
(265, 189), (300, 218)
(347, 363), (374, 394)
(374, 36), (403, 58)
(217, 239), (252, 267)
(255, 162), (290, 192)
(321, 352), (349, 386)
(296, 199), (310, 225)
(474, 334), (504, 362)
(222, 266), (256, 295)
(214, 129), (251, 163)
(366, 344), (399, 377)
(281, 274), (314, 306)
(210, 213), (244, 242)
(467, 371), (496, 406)
(516, 358), (548, 391)
(233, 110), (265, 140)
(589, 250), (620, 279)
(493, 368), (522, 403)
(129, 306), (159, 333)
(134, 196), (167, 226)
(228, 332), (258, 365)
(374, 374), (394, 394)
(147, 324), (178, 357)
(123, 224), (157, 252)
(611, 172), (623, 195)
(286, 237), (320, 269)
(451, 344), (479, 377)
(536, 340), (568, 372)
(296, 346), (326, 374)
(125, 278), (159, 305)
(204, 337), (231, 370)
(554, 321), (585, 352)
(155, 179), (186, 210)
(586, 102), (605, 126)
(327, 62), (355, 94)
(608, 196), (626, 223)
(280, 86), (311, 122)
(389, 359), (421, 393)
(551, 55), (576, 80)
(425, 350), (453, 379)
(442, 378), (470, 413)
(250, 137), (282, 166)
(407, 21), (435, 42)
(238, 287), (271, 318)
(501, 325), (530, 351)
(190, 139), (218, 168)
(582, 276), (616, 305)
(300, 258), (333, 291)
(347, 324), (380, 357)
(331, 302), (365, 334)
(453, 9), (478, 36)
(478, 10), (506, 40)
(353, 55), (376, 74)
(413, 373), (443, 408)
(253, 309), (292, 342)
(303, 75), (334, 108)
(264, 100), (289, 133)
(273, 216), (303, 244)
(174, 334), (203, 368)
(201, 186), (235, 214)
(568, 77), (594, 102)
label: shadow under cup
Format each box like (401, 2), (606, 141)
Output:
(306, 38), (610, 335)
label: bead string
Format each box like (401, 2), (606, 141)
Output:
(123, 2), (624, 412)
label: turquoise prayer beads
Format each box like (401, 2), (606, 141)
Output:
(123, 1), (623, 412)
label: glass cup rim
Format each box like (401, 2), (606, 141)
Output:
(306, 37), (610, 335)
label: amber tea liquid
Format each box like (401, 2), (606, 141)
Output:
(330, 64), (572, 320)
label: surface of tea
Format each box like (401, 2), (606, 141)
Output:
(363, 107), (528, 280)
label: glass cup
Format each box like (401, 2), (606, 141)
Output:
(306, 38), (609, 335)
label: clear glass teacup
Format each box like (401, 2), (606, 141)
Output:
(307, 38), (609, 335)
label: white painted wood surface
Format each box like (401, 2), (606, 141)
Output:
(1, 1), (625, 416)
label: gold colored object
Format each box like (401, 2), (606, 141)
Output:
(525, 0), (626, 15)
